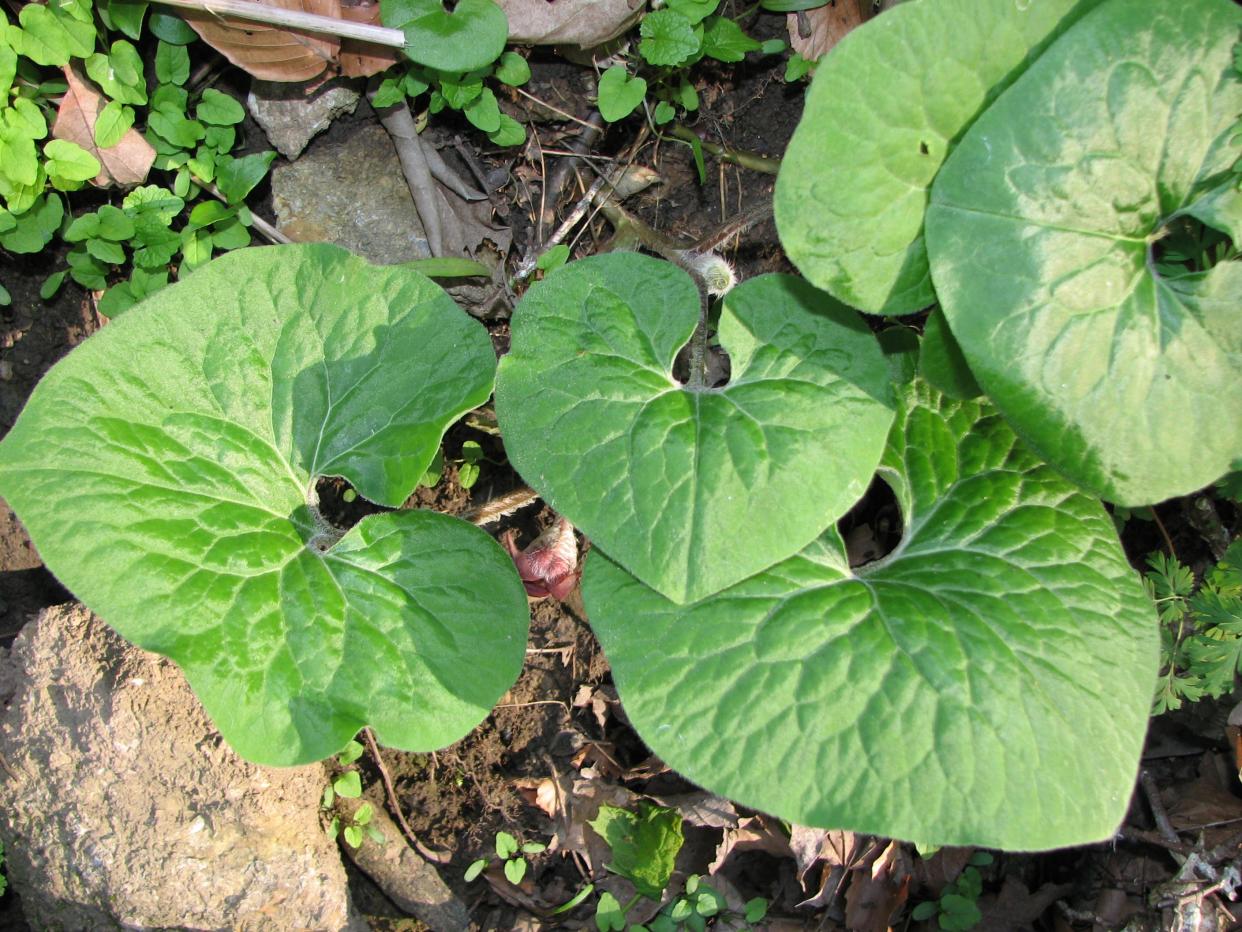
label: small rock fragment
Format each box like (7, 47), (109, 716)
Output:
(248, 77), (361, 159)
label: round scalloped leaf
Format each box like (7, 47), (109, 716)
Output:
(0, 244), (529, 765)
(774, 0), (1104, 315)
(583, 380), (1157, 849)
(495, 254), (895, 604)
(381, 0), (508, 72)
(926, 0), (1242, 505)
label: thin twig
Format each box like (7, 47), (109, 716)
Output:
(512, 87), (599, 130)
(541, 112), (605, 229)
(372, 95), (447, 255)
(202, 181), (290, 244)
(1119, 826), (1193, 855)
(148, 0), (404, 45)
(1140, 769), (1181, 845)
(1152, 508), (1177, 559)
(361, 727), (451, 864)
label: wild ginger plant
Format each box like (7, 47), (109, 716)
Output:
(0, 244), (530, 764)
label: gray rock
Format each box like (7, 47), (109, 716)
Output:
(0, 603), (367, 931)
(248, 78), (362, 159)
(272, 122), (432, 264)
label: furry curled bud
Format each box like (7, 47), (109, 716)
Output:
(681, 251), (737, 296)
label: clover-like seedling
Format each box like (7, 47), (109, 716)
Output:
(0, 244), (530, 766)
(464, 831), (546, 885)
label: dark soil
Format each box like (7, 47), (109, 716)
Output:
(2, 10), (1240, 931)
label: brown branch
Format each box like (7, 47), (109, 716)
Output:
(361, 727), (451, 865)
(148, 0), (404, 46)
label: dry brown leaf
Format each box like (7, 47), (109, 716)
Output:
(183, 0), (342, 82)
(843, 840), (911, 932)
(52, 66), (155, 187)
(975, 877), (1074, 932)
(789, 825), (829, 882)
(709, 815), (794, 874)
(338, 0), (403, 77)
(1166, 775), (1242, 849)
(515, 770), (637, 873)
(650, 791), (738, 831)
(502, 0), (643, 47)
(786, 1), (865, 63)
(912, 847), (973, 898)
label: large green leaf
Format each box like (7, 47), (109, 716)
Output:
(925, 0), (1242, 505)
(381, 0), (508, 72)
(583, 380), (1157, 849)
(0, 244), (529, 765)
(774, 0), (1103, 315)
(495, 254), (895, 603)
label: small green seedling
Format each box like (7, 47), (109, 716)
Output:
(593, 0), (780, 126)
(910, 852), (992, 931)
(320, 740), (386, 848)
(464, 831), (547, 885)
(458, 440), (485, 490)
(417, 439), (490, 490)
(654, 875), (767, 932)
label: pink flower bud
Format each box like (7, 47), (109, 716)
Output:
(500, 516), (580, 601)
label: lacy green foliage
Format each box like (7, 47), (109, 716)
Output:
(1148, 541), (1242, 714)
(0, 244), (530, 765)
(582, 379), (1157, 849)
(775, 0), (1104, 315)
(776, 0), (1241, 506)
(495, 253), (895, 604)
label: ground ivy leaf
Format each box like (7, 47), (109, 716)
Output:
(582, 380), (1157, 849)
(700, 15), (760, 63)
(597, 64), (647, 123)
(925, 0), (1242, 505)
(0, 244), (529, 765)
(495, 254), (894, 604)
(774, 0), (1104, 315)
(639, 9), (701, 66)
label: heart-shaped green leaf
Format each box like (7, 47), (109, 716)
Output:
(583, 380), (1157, 849)
(495, 254), (895, 604)
(381, 0), (508, 72)
(925, 0), (1242, 505)
(774, 0), (1104, 315)
(0, 244), (529, 765)
(597, 64), (648, 123)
